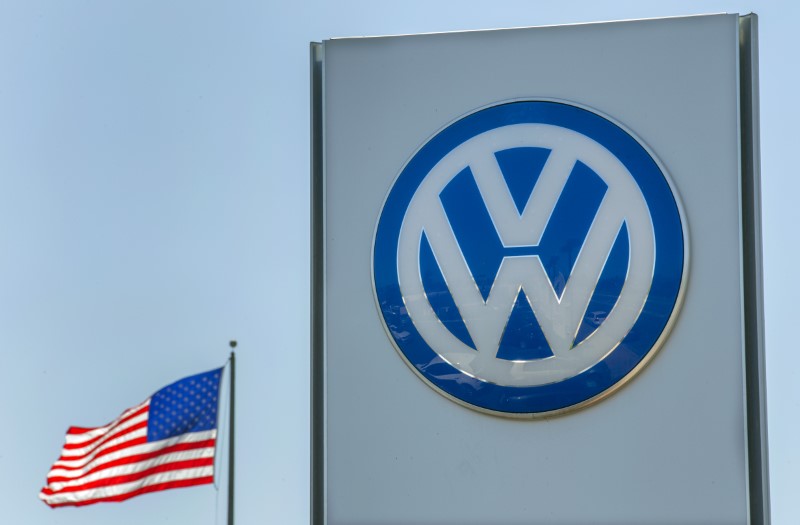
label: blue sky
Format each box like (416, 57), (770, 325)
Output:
(1, 1), (797, 523)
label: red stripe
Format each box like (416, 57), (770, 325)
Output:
(43, 476), (213, 508)
(66, 404), (149, 436)
(42, 457), (214, 496)
(54, 437), (148, 470)
(47, 439), (216, 483)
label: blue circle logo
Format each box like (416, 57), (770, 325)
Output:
(373, 101), (686, 417)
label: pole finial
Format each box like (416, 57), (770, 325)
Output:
(229, 340), (237, 349)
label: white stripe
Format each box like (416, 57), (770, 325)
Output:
(60, 411), (149, 457)
(54, 428), (147, 468)
(46, 447), (215, 491)
(50, 429), (216, 472)
(64, 400), (150, 445)
(40, 466), (213, 505)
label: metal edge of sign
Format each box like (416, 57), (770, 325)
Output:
(325, 13), (728, 42)
(310, 41), (325, 525)
(368, 96), (691, 420)
(738, 13), (771, 525)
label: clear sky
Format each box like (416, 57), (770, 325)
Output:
(0, 1), (797, 524)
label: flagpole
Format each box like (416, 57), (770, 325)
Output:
(228, 342), (236, 525)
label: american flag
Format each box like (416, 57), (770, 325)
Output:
(39, 367), (223, 507)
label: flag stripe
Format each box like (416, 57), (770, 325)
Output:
(63, 410), (148, 451)
(47, 437), (216, 482)
(64, 403), (149, 445)
(61, 418), (148, 456)
(65, 406), (142, 435)
(59, 409), (150, 463)
(44, 456), (215, 494)
(40, 467), (214, 507)
(51, 429), (214, 471)
(55, 430), (148, 468)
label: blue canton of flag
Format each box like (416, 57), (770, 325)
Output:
(148, 369), (221, 442)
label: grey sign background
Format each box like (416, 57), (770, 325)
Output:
(314, 14), (764, 525)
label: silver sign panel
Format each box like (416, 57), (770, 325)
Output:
(312, 14), (767, 525)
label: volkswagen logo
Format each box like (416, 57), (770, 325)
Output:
(373, 100), (687, 417)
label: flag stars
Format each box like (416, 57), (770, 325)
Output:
(146, 368), (222, 442)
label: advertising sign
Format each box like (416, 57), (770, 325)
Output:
(312, 14), (767, 525)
